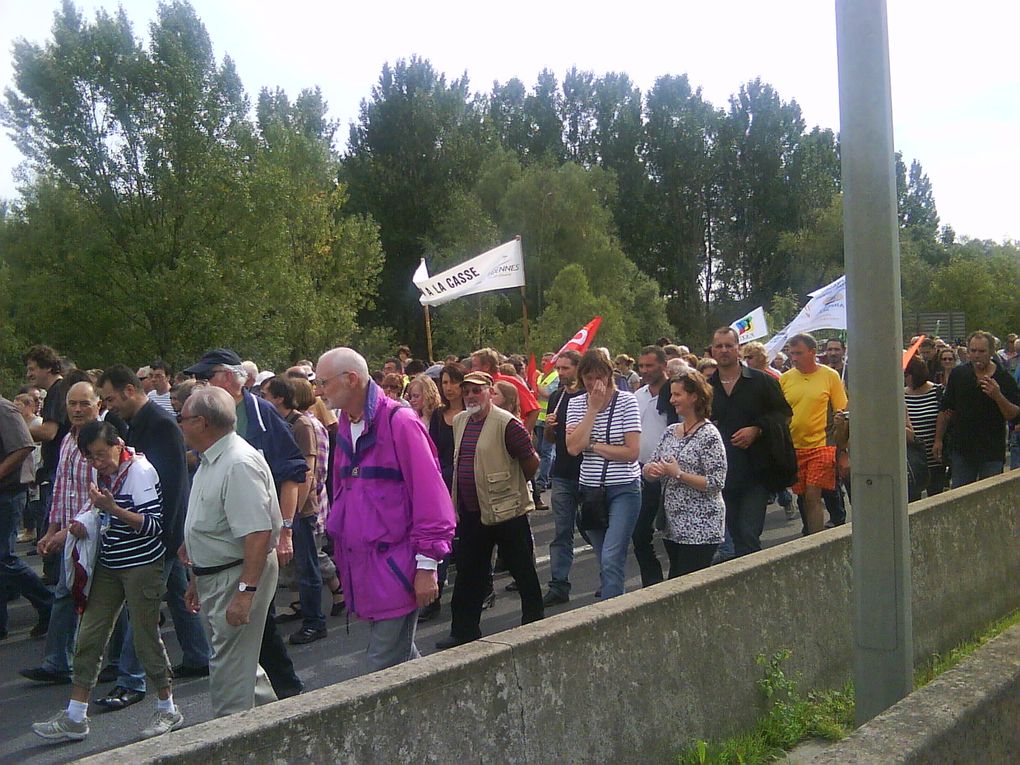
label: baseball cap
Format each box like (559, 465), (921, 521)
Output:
(184, 348), (243, 378)
(462, 371), (493, 387)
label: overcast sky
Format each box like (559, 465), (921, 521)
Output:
(1, 0), (1017, 241)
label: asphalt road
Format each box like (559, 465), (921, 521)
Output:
(0, 493), (811, 765)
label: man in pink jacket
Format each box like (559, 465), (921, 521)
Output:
(316, 348), (455, 671)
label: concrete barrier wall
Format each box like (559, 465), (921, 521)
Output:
(812, 623), (1020, 764)
(84, 471), (1020, 765)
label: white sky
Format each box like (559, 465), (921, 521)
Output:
(1, 0), (1017, 241)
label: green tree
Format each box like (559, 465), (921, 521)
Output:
(642, 74), (721, 333)
(343, 56), (488, 351)
(1, 0), (381, 370)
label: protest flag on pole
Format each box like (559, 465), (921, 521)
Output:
(731, 306), (769, 344)
(544, 316), (603, 372)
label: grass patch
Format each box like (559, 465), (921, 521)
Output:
(677, 608), (1020, 765)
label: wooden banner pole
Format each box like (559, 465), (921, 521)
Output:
(423, 304), (435, 364)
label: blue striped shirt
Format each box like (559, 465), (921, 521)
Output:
(97, 452), (165, 569)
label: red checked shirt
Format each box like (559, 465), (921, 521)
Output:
(49, 429), (92, 528)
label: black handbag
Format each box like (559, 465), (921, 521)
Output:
(578, 392), (618, 532)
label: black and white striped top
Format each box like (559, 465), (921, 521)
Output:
(566, 390), (642, 486)
(905, 385), (942, 468)
(97, 452), (165, 569)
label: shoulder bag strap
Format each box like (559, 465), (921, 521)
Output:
(599, 392), (619, 488)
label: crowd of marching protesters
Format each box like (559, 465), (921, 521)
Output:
(0, 329), (1016, 744)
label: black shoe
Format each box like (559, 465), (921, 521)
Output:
(97, 665), (119, 683)
(94, 685), (145, 710)
(276, 683), (304, 699)
(435, 635), (472, 651)
(482, 590), (496, 610)
(288, 626), (327, 645)
(417, 600), (441, 622)
(30, 609), (51, 638)
(542, 590), (569, 606)
(171, 663), (209, 678)
(330, 599), (345, 617)
(20, 666), (71, 684)
(504, 580), (519, 592)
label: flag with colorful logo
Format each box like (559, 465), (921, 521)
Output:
(731, 306), (769, 344)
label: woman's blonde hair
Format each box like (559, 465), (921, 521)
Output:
(407, 374), (442, 421)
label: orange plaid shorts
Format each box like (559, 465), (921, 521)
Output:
(792, 446), (837, 494)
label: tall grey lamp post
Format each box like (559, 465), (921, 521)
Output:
(835, 0), (914, 724)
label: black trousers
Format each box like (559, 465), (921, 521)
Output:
(450, 511), (543, 641)
(260, 601), (303, 698)
(664, 540), (718, 579)
(631, 477), (664, 587)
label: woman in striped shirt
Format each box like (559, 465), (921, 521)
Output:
(904, 355), (945, 496)
(33, 420), (180, 742)
(566, 350), (642, 599)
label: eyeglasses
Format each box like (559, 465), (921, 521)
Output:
(463, 385), (484, 395)
(314, 373), (339, 387)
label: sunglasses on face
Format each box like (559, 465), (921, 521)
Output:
(463, 385), (484, 395)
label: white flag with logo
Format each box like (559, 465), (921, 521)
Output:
(764, 275), (847, 361)
(731, 306), (769, 344)
(786, 275), (846, 335)
(414, 240), (526, 307)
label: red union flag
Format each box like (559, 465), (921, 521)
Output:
(544, 317), (603, 372)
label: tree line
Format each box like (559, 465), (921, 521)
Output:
(1, 0), (1017, 390)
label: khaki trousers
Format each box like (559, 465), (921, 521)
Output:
(197, 552), (279, 717)
(72, 561), (170, 690)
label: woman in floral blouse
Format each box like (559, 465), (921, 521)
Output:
(643, 370), (727, 578)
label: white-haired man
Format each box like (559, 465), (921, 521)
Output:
(184, 348), (306, 699)
(315, 348), (455, 670)
(180, 386), (282, 717)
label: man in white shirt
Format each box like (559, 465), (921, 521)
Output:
(631, 345), (671, 587)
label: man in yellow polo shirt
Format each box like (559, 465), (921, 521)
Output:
(780, 333), (848, 534)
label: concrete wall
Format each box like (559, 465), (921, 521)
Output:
(83, 471), (1020, 765)
(812, 623), (1020, 764)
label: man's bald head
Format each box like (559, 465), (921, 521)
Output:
(66, 380), (100, 427)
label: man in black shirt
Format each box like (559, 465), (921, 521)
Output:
(542, 351), (584, 605)
(25, 346), (67, 525)
(934, 331), (1020, 488)
(710, 328), (793, 556)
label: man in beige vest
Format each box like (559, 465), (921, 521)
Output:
(436, 371), (544, 650)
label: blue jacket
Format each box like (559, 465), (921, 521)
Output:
(240, 389), (307, 489)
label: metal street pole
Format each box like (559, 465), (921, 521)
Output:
(835, 0), (914, 724)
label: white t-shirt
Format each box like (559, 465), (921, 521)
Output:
(634, 384), (669, 464)
(566, 390), (642, 487)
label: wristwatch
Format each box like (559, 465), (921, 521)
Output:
(281, 517), (294, 529)
(238, 582), (257, 593)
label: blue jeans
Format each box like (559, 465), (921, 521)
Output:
(548, 478), (582, 597)
(534, 426), (555, 489)
(0, 488), (52, 634)
(584, 479), (641, 599)
(40, 552), (76, 676)
(949, 451), (1004, 489)
(292, 514), (325, 631)
(116, 556), (212, 690)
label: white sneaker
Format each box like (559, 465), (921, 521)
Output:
(141, 708), (184, 738)
(32, 710), (89, 741)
